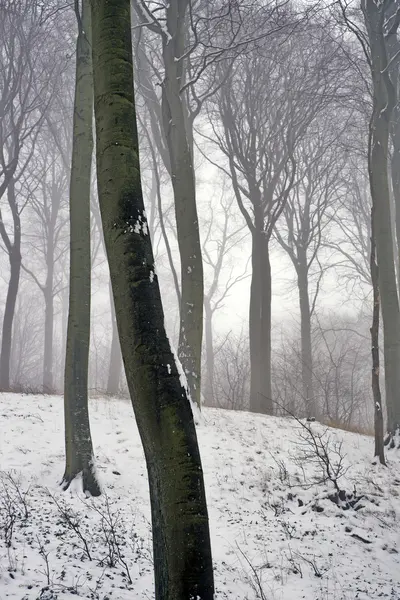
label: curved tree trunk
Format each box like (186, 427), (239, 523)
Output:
(250, 230), (272, 414)
(62, 0), (100, 496)
(90, 2), (214, 598)
(0, 180), (21, 392)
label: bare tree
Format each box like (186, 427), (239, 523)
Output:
(274, 119), (346, 418)
(203, 25), (344, 413)
(202, 194), (248, 405)
(0, 1), (58, 390)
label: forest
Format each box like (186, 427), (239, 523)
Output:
(0, 0), (400, 599)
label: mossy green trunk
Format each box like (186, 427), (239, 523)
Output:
(62, 0), (100, 496)
(89, 2), (214, 598)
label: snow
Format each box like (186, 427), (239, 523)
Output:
(0, 393), (400, 599)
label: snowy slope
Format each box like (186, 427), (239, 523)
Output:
(0, 393), (399, 600)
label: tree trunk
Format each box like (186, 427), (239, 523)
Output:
(43, 247), (54, 393)
(0, 180), (21, 392)
(391, 116), (400, 284)
(365, 0), (400, 440)
(370, 207), (385, 464)
(62, 0), (100, 496)
(106, 280), (122, 396)
(161, 0), (203, 409)
(297, 259), (316, 419)
(249, 230), (272, 414)
(203, 298), (215, 406)
(90, 2), (214, 598)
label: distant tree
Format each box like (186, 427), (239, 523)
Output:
(22, 130), (69, 392)
(62, 0), (100, 496)
(274, 119), (347, 419)
(90, 1), (214, 597)
(204, 24), (343, 413)
(0, 1), (57, 390)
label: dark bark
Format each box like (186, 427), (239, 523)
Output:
(249, 229), (272, 414)
(62, 0), (100, 497)
(90, 2), (214, 598)
(0, 180), (21, 391)
(370, 207), (385, 465)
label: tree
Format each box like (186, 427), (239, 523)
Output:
(370, 205), (385, 464)
(132, 0), (204, 407)
(203, 25), (342, 413)
(0, 1), (56, 390)
(202, 194), (248, 406)
(22, 129), (69, 392)
(274, 120), (346, 418)
(361, 0), (400, 441)
(90, 1), (214, 598)
(61, 0), (100, 496)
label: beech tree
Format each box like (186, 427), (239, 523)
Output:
(274, 120), (346, 419)
(62, 0), (100, 496)
(0, 1), (57, 390)
(204, 25), (342, 413)
(90, 1), (214, 598)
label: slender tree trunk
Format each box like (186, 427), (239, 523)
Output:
(62, 0), (100, 496)
(391, 117), (400, 283)
(250, 230), (272, 414)
(364, 0), (400, 441)
(370, 207), (385, 464)
(0, 180), (21, 391)
(297, 259), (316, 419)
(203, 298), (215, 406)
(90, 3), (214, 598)
(106, 280), (122, 396)
(161, 0), (203, 409)
(43, 247), (54, 392)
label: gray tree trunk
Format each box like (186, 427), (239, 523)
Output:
(90, 2), (214, 597)
(62, 0), (100, 496)
(203, 298), (215, 406)
(160, 0), (203, 408)
(297, 257), (316, 419)
(249, 229), (272, 414)
(364, 0), (400, 440)
(0, 179), (21, 391)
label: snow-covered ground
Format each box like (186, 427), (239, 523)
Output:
(0, 393), (399, 600)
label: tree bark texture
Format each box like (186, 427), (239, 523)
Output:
(0, 180), (21, 391)
(249, 229), (272, 414)
(90, 2), (214, 598)
(161, 0), (204, 409)
(62, 0), (100, 496)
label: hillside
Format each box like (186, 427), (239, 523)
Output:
(0, 393), (399, 599)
